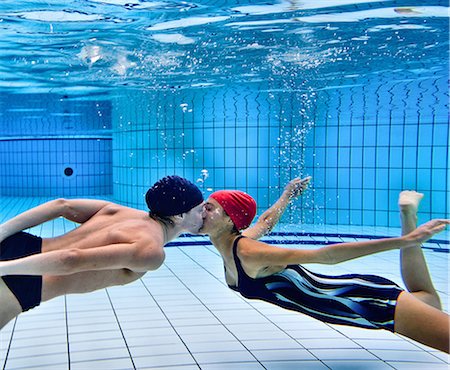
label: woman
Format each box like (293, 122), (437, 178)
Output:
(200, 177), (450, 353)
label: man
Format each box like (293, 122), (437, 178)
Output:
(0, 175), (205, 329)
(200, 178), (450, 353)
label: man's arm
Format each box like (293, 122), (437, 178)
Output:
(244, 219), (450, 267)
(0, 241), (165, 276)
(243, 176), (311, 240)
(0, 198), (111, 242)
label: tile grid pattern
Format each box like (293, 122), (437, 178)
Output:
(112, 75), (449, 228)
(0, 198), (449, 369)
(0, 95), (112, 197)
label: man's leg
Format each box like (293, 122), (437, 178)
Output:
(398, 191), (441, 309)
(0, 278), (22, 329)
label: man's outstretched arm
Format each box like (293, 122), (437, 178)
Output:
(0, 240), (165, 276)
(0, 198), (111, 242)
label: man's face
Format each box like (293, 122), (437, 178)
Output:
(183, 202), (206, 234)
(199, 198), (229, 234)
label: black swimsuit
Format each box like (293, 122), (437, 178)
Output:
(1, 232), (43, 312)
(228, 235), (403, 332)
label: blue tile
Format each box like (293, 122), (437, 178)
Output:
(362, 189), (375, 209)
(376, 147), (389, 167)
(314, 147), (326, 165)
(376, 125), (390, 146)
(326, 148), (338, 167)
(314, 126), (327, 146)
(350, 210), (362, 225)
(403, 125), (418, 146)
(433, 124), (449, 146)
(338, 168), (350, 189)
(338, 126), (351, 146)
(363, 126), (376, 146)
(363, 147), (376, 167)
(362, 168), (375, 188)
(258, 127), (269, 146)
(326, 168), (338, 188)
(338, 147), (350, 167)
(375, 168), (389, 189)
(351, 126), (363, 144)
(417, 169), (432, 190)
(350, 147), (363, 167)
(418, 124), (433, 146)
(326, 126), (338, 147)
(433, 146), (448, 169)
(389, 147), (403, 167)
(417, 146), (432, 168)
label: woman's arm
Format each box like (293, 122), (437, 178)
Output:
(243, 219), (450, 267)
(243, 176), (311, 240)
(0, 198), (111, 242)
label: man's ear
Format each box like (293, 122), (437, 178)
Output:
(173, 214), (184, 222)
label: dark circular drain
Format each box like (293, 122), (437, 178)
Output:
(64, 167), (74, 177)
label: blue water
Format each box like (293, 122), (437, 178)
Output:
(0, 0), (448, 227)
(0, 0), (448, 94)
(0, 4), (449, 366)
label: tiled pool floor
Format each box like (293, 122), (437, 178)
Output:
(0, 198), (449, 369)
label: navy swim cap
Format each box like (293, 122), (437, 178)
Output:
(146, 175), (203, 217)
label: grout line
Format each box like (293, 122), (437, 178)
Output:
(64, 295), (71, 370)
(2, 317), (17, 370)
(161, 259), (268, 369)
(104, 288), (136, 370)
(180, 243), (449, 366)
(138, 279), (201, 369)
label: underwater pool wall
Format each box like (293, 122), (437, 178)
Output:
(303, 74), (449, 226)
(112, 75), (448, 228)
(111, 86), (309, 219)
(1, 78), (446, 227)
(0, 94), (113, 197)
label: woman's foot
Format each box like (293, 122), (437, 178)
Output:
(398, 190), (423, 215)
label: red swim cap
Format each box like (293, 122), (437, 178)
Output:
(210, 190), (257, 230)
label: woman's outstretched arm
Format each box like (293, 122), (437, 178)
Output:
(241, 219), (450, 267)
(243, 176), (311, 240)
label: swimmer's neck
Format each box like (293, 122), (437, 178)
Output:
(210, 230), (240, 253)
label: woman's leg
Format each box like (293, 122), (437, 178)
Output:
(398, 191), (441, 309)
(394, 291), (449, 353)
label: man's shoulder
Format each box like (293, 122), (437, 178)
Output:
(99, 202), (143, 216)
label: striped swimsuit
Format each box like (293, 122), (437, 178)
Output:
(228, 236), (403, 332)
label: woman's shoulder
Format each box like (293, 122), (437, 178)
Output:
(235, 236), (268, 263)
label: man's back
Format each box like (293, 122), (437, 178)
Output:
(43, 203), (160, 254)
(41, 202), (164, 301)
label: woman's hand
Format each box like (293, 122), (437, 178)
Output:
(403, 219), (450, 246)
(284, 176), (312, 199)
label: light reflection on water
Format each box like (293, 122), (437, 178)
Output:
(0, 0), (447, 96)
